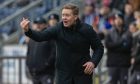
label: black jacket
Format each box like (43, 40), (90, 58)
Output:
(25, 19), (104, 75)
(131, 31), (140, 71)
(26, 36), (56, 75)
(105, 28), (132, 67)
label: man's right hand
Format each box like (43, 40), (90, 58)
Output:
(20, 18), (30, 32)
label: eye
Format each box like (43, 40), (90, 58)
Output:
(62, 14), (65, 16)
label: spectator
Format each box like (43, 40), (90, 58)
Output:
(81, 3), (97, 27)
(105, 13), (133, 84)
(134, 11), (140, 30)
(129, 0), (140, 11)
(47, 14), (59, 27)
(26, 17), (55, 84)
(129, 22), (138, 34)
(124, 3), (135, 30)
(93, 5), (113, 39)
(129, 22), (140, 84)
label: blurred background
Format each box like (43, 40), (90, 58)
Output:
(0, 0), (140, 84)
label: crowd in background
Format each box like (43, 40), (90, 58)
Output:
(81, 0), (140, 84)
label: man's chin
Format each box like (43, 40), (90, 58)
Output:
(64, 24), (69, 27)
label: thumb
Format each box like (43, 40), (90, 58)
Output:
(83, 63), (87, 67)
(23, 17), (25, 20)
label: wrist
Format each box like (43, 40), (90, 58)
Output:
(24, 28), (29, 32)
(89, 60), (96, 68)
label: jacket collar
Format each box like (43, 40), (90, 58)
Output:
(61, 18), (82, 31)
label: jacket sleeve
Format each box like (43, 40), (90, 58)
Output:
(132, 34), (140, 63)
(25, 25), (58, 42)
(88, 26), (104, 68)
(26, 39), (31, 56)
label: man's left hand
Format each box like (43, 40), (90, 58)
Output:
(83, 61), (95, 75)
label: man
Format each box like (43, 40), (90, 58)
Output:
(81, 3), (96, 26)
(26, 17), (55, 84)
(47, 13), (59, 27)
(134, 11), (140, 30)
(20, 3), (104, 84)
(105, 13), (132, 84)
(124, 3), (135, 30)
(129, 23), (140, 84)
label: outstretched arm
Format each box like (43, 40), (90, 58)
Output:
(20, 18), (58, 42)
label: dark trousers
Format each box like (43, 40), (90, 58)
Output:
(108, 67), (128, 84)
(31, 74), (54, 84)
(55, 70), (93, 84)
(129, 71), (140, 84)
(26, 67), (54, 84)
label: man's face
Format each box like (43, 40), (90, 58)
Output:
(134, 11), (140, 20)
(84, 5), (94, 15)
(62, 9), (78, 27)
(32, 23), (47, 31)
(48, 19), (58, 27)
(125, 4), (133, 15)
(129, 24), (138, 33)
(100, 6), (110, 15)
(114, 17), (123, 27)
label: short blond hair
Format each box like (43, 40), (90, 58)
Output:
(62, 3), (79, 15)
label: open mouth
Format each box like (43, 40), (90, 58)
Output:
(63, 20), (68, 24)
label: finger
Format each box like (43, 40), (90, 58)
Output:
(84, 66), (88, 74)
(20, 21), (26, 27)
(21, 20), (27, 26)
(84, 65), (90, 74)
(89, 70), (93, 75)
(89, 67), (94, 74)
(90, 66), (95, 75)
(23, 17), (25, 20)
(87, 66), (93, 74)
(85, 64), (94, 74)
(90, 68), (95, 74)
(21, 20), (27, 24)
(25, 19), (29, 22)
(20, 21), (23, 26)
(23, 20), (30, 26)
(25, 20), (30, 24)
(83, 64), (86, 67)
(84, 70), (88, 74)
(83, 63), (87, 67)
(23, 17), (30, 22)
(21, 21), (27, 27)
(23, 17), (28, 22)
(21, 21), (29, 29)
